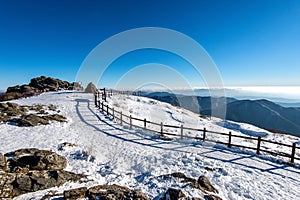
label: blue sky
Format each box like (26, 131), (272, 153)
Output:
(0, 0), (299, 90)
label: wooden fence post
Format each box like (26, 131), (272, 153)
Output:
(106, 105), (109, 115)
(203, 128), (206, 141)
(180, 125), (183, 139)
(101, 102), (104, 111)
(130, 115), (132, 129)
(257, 136), (261, 154)
(160, 122), (163, 136)
(97, 100), (100, 109)
(144, 118), (146, 129)
(291, 143), (296, 163)
(112, 108), (115, 119)
(94, 94), (97, 107)
(120, 111), (123, 125)
(228, 131), (232, 148)
(103, 88), (107, 102)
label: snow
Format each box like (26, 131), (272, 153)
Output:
(0, 91), (300, 200)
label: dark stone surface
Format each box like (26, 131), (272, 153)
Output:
(0, 76), (83, 102)
(197, 176), (218, 193)
(87, 184), (150, 200)
(64, 187), (88, 200)
(0, 148), (85, 199)
(5, 148), (67, 171)
(163, 188), (186, 200)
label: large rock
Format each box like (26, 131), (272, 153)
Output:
(197, 176), (218, 193)
(6, 85), (20, 93)
(0, 148), (85, 199)
(64, 187), (88, 200)
(163, 188), (186, 200)
(160, 173), (219, 194)
(1, 76), (83, 102)
(12, 170), (84, 197)
(5, 148), (67, 171)
(87, 184), (150, 200)
(84, 82), (97, 93)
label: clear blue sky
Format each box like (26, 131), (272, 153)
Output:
(0, 0), (299, 90)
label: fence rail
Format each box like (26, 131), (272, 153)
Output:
(94, 89), (300, 165)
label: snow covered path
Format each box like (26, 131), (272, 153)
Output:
(73, 94), (300, 199)
(1, 92), (300, 199)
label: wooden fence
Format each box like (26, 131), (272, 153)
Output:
(94, 89), (300, 165)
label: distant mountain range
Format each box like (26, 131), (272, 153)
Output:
(142, 92), (300, 137)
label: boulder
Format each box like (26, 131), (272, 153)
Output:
(87, 184), (150, 200)
(44, 114), (67, 122)
(163, 188), (186, 200)
(1, 148), (85, 199)
(6, 85), (20, 93)
(5, 148), (67, 171)
(0, 103), (9, 109)
(12, 170), (84, 197)
(20, 85), (34, 93)
(10, 114), (49, 126)
(64, 187), (88, 200)
(84, 82), (97, 93)
(197, 176), (218, 193)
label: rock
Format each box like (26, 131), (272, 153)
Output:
(6, 85), (20, 93)
(1, 76), (83, 102)
(6, 102), (19, 110)
(68, 82), (84, 91)
(48, 104), (57, 111)
(197, 176), (218, 193)
(5, 148), (67, 171)
(0, 153), (7, 171)
(64, 187), (87, 200)
(1, 102), (66, 126)
(85, 82), (97, 93)
(87, 184), (150, 200)
(1, 148), (85, 199)
(20, 85), (34, 93)
(163, 188), (186, 200)
(58, 142), (77, 151)
(44, 114), (67, 122)
(0, 103), (9, 109)
(10, 114), (49, 126)
(204, 194), (222, 200)
(12, 170), (84, 197)
(0, 172), (16, 199)
(160, 172), (196, 184)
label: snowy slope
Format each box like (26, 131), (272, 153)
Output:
(0, 91), (300, 200)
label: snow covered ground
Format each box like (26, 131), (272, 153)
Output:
(0, 91), (300, 199)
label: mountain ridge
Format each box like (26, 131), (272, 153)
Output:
(142, 92), (300, 137)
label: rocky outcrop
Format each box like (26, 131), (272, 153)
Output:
(0, 76), (83, 102)
(84, 82), (97, 93)
(5, 148), (67, 171)
(0, 148), (85, 199)
(87, 184), (150, 200)
(160, 172), (221, 199)
(0, 102), (67, 126)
